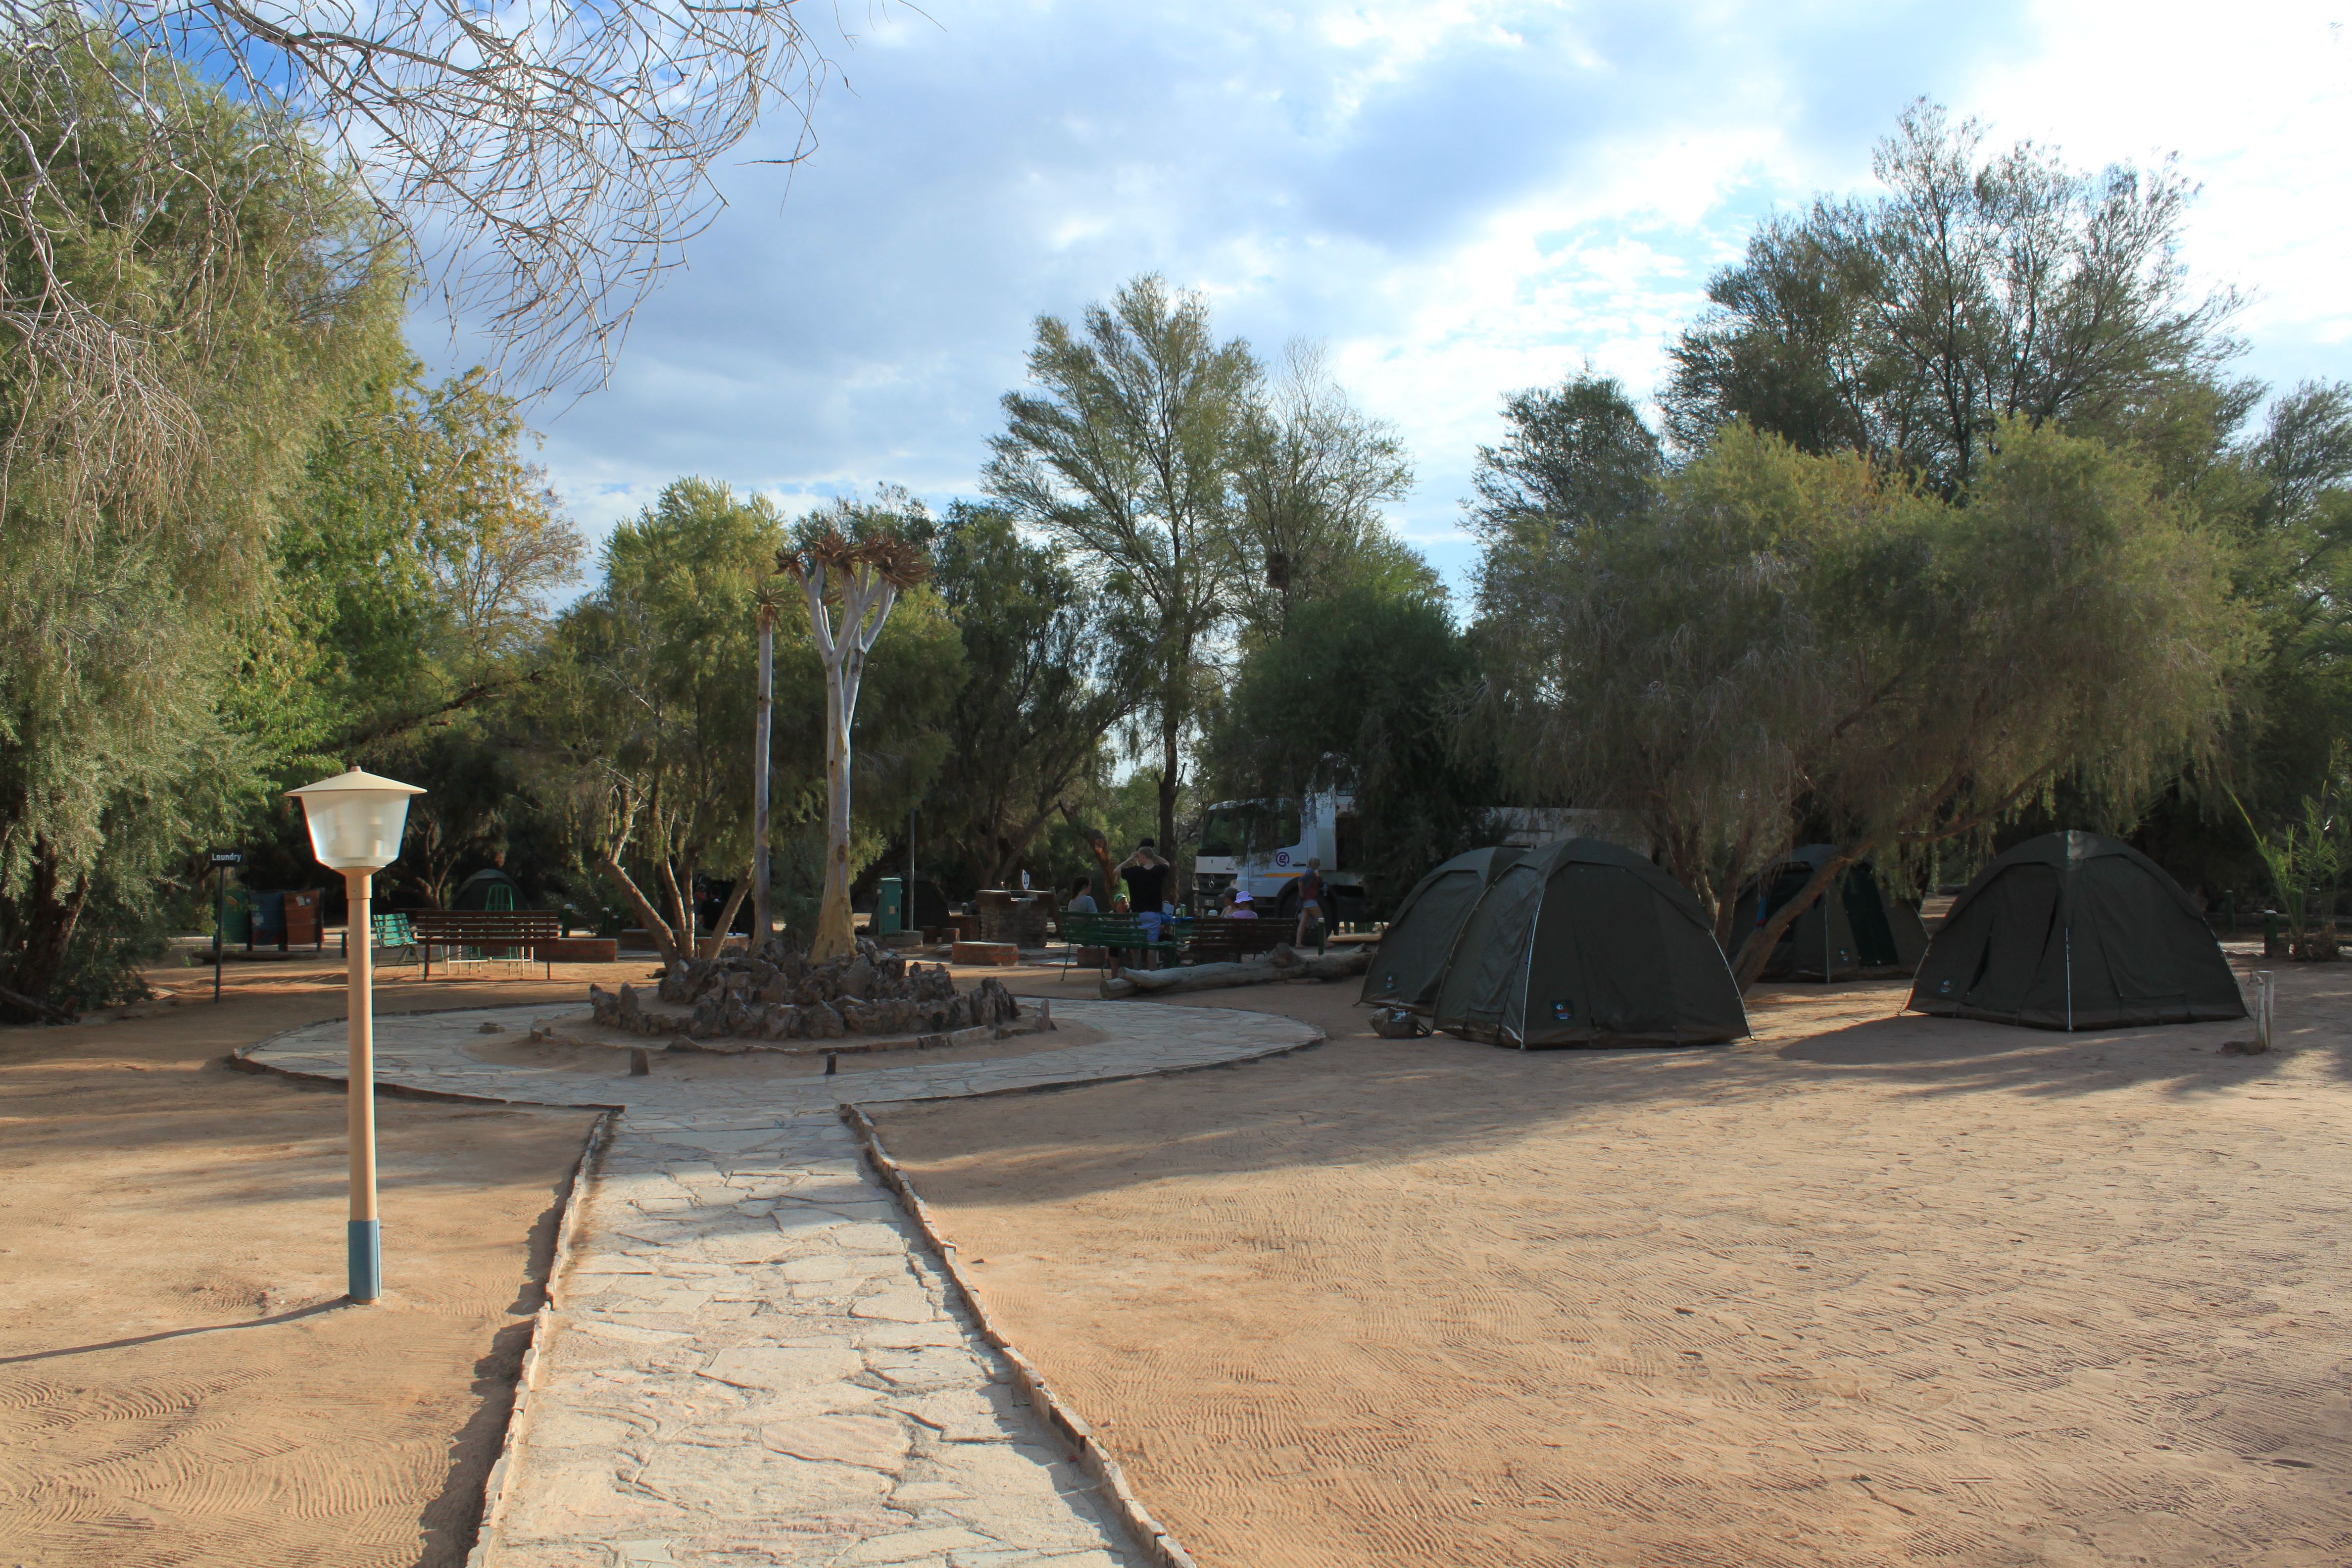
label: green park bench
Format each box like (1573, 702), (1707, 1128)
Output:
(1180, 915), (1289, 965)
(1060, 911), (1183, 974)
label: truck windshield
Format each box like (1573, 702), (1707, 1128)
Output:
(1198, 802), (1298, 858)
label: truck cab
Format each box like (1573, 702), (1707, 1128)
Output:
(1192, 793), (1362, 921)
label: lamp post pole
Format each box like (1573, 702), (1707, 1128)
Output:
(288, 766), (420, 1307)
(345, 868), (381, 1301)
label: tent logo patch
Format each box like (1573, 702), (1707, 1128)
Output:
(1552, 1000), (1575, 1020)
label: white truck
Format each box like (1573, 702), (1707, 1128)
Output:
(1191, 792), (1363, 922)
(1191, 796), (1644, 921)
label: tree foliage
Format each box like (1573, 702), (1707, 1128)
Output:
(1229, 342), (1423, 643)
(925, 503), (1143, 892)
(1475, 420), (2253, 983)
(0, 41), (405, 1019)
(0, 0), (842, 409)
(531, 481), (956, 963)
(1469, 373), (1662, 542)
(984, 274), (1261, 867)
(1663, 101), (2245, 496)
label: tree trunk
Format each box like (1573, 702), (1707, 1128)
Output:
(6, 840), (90, 1019)
(1730, 842), (1870, 991)
(811, 654), (857, 960)
(1060, 806), (1121, 904)
(660, 857), (694, 953)
(1099, 943), (1370, 997)
(700, 860), (755, 958)
(1158, 708), (1180, 903)
(753, 613), (774, 943)
(595, 852), (686, 966)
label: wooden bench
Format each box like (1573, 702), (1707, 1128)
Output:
(1181, 916), (1289, 966)
(410, 910), (562, 979)
(1060, 912), (1182, 973)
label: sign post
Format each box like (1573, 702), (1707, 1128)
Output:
(209, 849), (243, 1003)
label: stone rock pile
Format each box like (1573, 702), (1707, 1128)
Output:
(587, 936), (1021, 1041)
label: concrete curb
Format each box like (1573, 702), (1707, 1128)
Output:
(839, 1016), (1329, 1568)
(841, 1101), (1200, 1568)
(465, 1105), (616, 1568)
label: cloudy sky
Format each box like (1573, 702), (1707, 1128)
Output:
(434, 0), (2352, 597)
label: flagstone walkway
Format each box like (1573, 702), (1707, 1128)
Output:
(246, 998), (1321, 1568)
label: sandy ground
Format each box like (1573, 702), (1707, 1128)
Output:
(875, 953), (2352, 1568)
(0, 947), (629, 1568)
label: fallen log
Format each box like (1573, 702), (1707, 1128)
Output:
(1098, 943), (1372, 998)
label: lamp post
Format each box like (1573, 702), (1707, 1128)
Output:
(287, 767), (425, 1304)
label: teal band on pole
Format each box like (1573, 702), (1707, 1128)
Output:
(348, 1219), (382, 1302)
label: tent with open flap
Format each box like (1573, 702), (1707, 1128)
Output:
(1729, 845), (1929, 981)
(1360, 845), (1523, 1012)
(1907, 831), (2244, 1030)
(1426, 837), (1749, 1047)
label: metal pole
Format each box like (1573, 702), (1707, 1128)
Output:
(2255, 970), (2274, 1052)
(908, 806), (916, 935)
(345, 868), (381, 1303)
(753, 610), (774, 946)
(212, 866), (224, 1004)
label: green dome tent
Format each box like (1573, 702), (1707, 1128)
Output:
(1360, 845), (1523, 1013)
(1729, 845), (1929, 981)
(1429, 838), (1749, 1048)
(1908, 831), (2245, 1030)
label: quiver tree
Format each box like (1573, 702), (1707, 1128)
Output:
(782, 527), (929, 960)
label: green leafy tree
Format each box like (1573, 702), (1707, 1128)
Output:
(1476, 420), (2254, 987)
(0, 36), (404, 1019)
(1662, 101), (2245, 495)
(533, 479), (783, 961)
(984, 274), (1261, 872)
(1229, 342), (1423, 643)
(926, 503), (1144, 891)
(276, 360), (585, 767)
(533, 481), (957, 963)
(1468, 373), (1663, 541)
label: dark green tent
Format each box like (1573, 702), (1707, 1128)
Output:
(1428, 838), (1749, 1047)
(1730, 845), (1929, 981)
(1360, 846), (1523, 1012)
(1908, 831), (2245, 1030)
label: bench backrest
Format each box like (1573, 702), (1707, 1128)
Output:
(410, 910), (560, 940)
(1187, 916), (1285, 949)
(1064, 913), (1172, 945)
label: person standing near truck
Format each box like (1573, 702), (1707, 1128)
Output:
(1294, 857), (1327, 952)
(1117, 840), (1174, 967)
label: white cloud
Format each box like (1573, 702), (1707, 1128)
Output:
(434, 0), (2347, 597)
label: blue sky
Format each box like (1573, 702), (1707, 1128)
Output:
(431, 0), (2352, 598)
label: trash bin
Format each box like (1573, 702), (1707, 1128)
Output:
(875, 877), (906, 936)
(221, 885), (253, 946)
(249, 890), (287, 950)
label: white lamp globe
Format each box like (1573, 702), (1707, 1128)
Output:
(287, 767), (426, 871)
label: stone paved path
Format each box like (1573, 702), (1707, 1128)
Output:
(248, 998), (1320, 1568)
